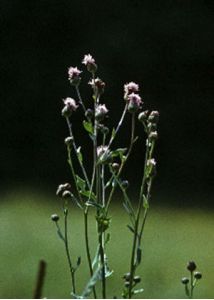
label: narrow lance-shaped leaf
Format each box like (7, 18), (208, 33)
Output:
(76, 146), (83, 163)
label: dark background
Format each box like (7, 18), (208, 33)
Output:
(1, 0), (214, 205)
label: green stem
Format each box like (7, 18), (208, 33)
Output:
(64, 208), (76, 295)
(67, 146), (84, 206)
(107, 104), (128, 149)
(84, 208), (97, 298)
(99, 231), (106, 299)
(106, 113), (136, 212)
(190, 271), (194, 298)
(66, 117), (90, 188)
(75, 86), (86, 113)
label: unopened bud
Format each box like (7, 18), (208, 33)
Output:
(133, 276), (141, 283)
(124, 281), (130, 287)
(187, 261), (197, 272)
(51, 214), (59, 222)
(121, 180), (129, 189)
(112, 163), (120, 172)
(123, 273), (131, 281)
(138, 110), (149, 123)
(181, 277), (189, 284)
(62, 190), (72, 199)
(194, 272), (202, 280)
(148, 111), (159, 123)
(85, 108), (94, 120)
(64, 137), (73, 146)
(56, 183), (71, 197)
(148, 131), (158, 141)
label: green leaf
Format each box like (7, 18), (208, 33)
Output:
(143, 195), (149, 209)
(83, 120), (94, 134)
(92, 246), (100, 270)
(80, 267), (101, 298)
(77, 146), (83, 163)
(76, 175), (86, 192)
(80, 190), (96, 201)
(111, 148), (127, 158)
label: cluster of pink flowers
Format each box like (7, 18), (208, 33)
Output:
(124, 81), (143, 113)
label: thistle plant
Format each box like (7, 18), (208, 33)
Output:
(51, 54), (159, 299)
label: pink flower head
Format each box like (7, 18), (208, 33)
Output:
(97, 145), (108, 158)
(89, 77), (105, 94)
(95, 104), (108, 121)
(124, 82), (139, 94)
(63, 97), (78, 111)
(127, 93), (143, 113)
(82, 54), (95, 65)
(128, 93), (142, 107)
(68, 67), (82, 80)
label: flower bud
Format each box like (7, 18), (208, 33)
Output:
(85, 108), (94, 120)
(124, 281), (130, 287)
(82, 54), (97, 73)
(138, 110), (149, 123)
(89, 78), (105, 95)
(121, 180), (129, 189)
(64, 136), (73, 146)
(148, 131), (158, 141)
(61, 97), (78, 118)
(146, 158), (156, 178)
(148, 111), (159, 123)
(124, 82), (139, 95)
(62, 190), (72, 199)
(51, 214), (59, 222)
(187, 261), (197, 272)
(97, 146), (112, 164)
(68, 66), (82, 86)
(123, 273), (131, 281)
(112, 163), (120, 172)
(56, 183), (71, 197)
(95, 104), (108, 121)
(194, 272), (202, 280)
(127, 93), (143, 113)
(181, 277), (189, 284)
(133, 275), (141, 283)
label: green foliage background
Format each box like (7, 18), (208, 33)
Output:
(1, 192), (213, 298)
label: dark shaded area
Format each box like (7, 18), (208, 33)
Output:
(1, 0), (214, 205)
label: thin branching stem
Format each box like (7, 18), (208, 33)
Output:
(66, 117), (90, 188)
(106, 113), (136, 212)
(75, 86), (86, 113)
(64, 209), (76, 295)
(107, 104), (128, 150)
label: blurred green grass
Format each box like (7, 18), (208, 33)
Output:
(0, 191), (213, 298)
